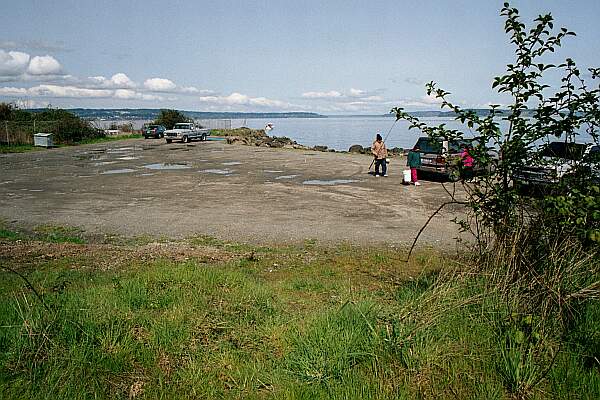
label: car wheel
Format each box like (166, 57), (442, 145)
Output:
(166, 139), (172, 144)
(144, 135), (148, 139)
(182, 135), (189, 143)
(202, 133), (207, 141)
(447, 168), (461, 182)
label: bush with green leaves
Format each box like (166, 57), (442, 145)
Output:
(392, 3), (599, 397)
(0, 103), (103, 144)
(394, 4), (598, 243)
(153, 109), (191, 129)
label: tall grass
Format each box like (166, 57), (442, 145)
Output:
(0, 239), (598, 399)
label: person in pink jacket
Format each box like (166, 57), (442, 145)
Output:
(460, 147), (474, 179)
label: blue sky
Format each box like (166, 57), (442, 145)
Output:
(1, 0), (598, 114)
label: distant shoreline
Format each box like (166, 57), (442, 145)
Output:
(25, 108), (526, 121)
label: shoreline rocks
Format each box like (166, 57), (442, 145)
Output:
(219, 128), (405, 156)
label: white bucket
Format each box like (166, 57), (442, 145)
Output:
(402, 169), (412, 184)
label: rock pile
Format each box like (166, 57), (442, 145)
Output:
(221, 128), (406, 154)
(347, 144), (405, 155)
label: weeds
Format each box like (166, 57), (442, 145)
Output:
(0, 240), (598, 399)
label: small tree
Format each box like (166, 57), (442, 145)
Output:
(392, 3), (599, 396)
(394, 2), (599, 249)
(154, 109), (190, 129)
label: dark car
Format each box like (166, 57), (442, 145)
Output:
(412, 136), (484, 181)
(143, 124), (166, 139)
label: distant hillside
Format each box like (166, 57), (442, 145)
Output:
(382, 109), (534, 117)
(27, 108), (327, 120)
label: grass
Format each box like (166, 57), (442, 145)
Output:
(0, 134), (143, 154)
(0, 236), (598, 399)
(0, 144), (41, 153)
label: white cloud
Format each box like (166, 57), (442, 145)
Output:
(110, 73), (135, 88)
(0, 86), (28, 96)
(349, 88), (366, 97)
(302, 90), (342, 99)
(144, 77), (176, 92)
(27, 55), (62, 75)
(114, 89), (163, 101)
(198, 92), (292, 109)
(88, 73), (136, 88)
(0, 83), (166, 101)
(0, 50), (30, 76)
(181, 86), (202, 94)
(421, 93), (443, 104)
(28, 84), (112, 98)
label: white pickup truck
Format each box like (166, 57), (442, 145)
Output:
(164, 122), (210, 143)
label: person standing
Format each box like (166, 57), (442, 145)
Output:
(460, 147), (474, 180)
(407, 145), (422, 186)
(371, 133), (388, 177)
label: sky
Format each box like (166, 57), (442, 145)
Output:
(1, 0), (599, 114)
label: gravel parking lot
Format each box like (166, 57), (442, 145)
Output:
(0, 139), (468, 247)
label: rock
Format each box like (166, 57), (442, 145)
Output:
(348, 144), (364, 153)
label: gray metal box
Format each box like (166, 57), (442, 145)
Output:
(34, 132), (54, 148)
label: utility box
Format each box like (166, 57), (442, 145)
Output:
(34, 132), (54, 148)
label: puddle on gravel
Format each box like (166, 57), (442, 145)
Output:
(143, 163), (191, 170)
(222, 161), (242, 166)
(201, 169), (232, 175)
(275, 175), (299, 180)
(107, 147), (137, 153)
(117, 156), (139, 160)
(264, 170), (284, 173)
(93, 161), (117, 166)
(302, 179), (358, 186)
(101, 168), (136, 175)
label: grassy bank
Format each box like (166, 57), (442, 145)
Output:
(0, 144), (41, 154)
(0, 228), (598, 399)
(0, 134), (143, 154)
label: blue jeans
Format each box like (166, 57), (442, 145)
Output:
(375, 159), (387, 176)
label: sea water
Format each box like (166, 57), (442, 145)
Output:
(233, 116), (595, 151)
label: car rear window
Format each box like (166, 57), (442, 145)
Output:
(415, 137), (442, 154)
(449, 139), (477, 153)
(541, 142), (587, 161)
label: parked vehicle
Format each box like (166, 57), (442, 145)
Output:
(411, 136), (484, 181)
(512, 141), (598, 188)
(164, 123), (210, 144)
(142, 124), (166, 139)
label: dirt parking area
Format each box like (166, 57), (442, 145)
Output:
(0, 139), (468, 247)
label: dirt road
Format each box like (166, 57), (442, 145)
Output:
(0, 139), (468, 247)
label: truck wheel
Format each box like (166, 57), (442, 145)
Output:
(166, 139), (172, 144)
(182, 135), (189, 143)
